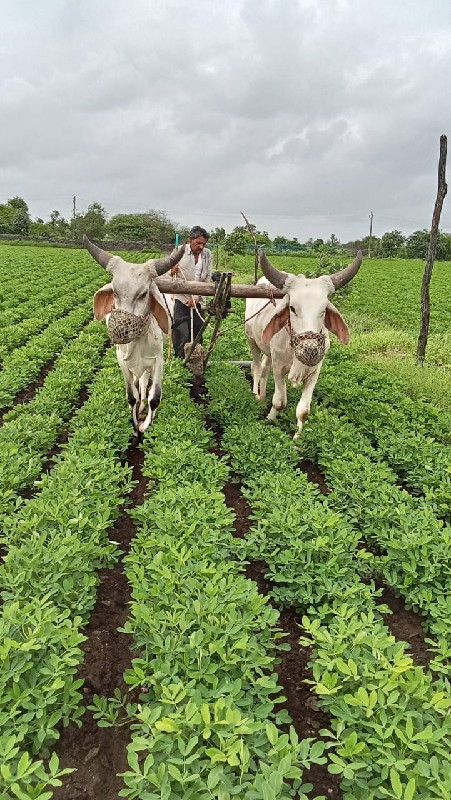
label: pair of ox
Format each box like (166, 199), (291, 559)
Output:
(245, 250), (363, 437)
(85, 235), (184, 434)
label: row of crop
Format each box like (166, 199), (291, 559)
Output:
(205, 363), (451, 800)
(0, 302), (95, 411)
(324, 349), (451, 444)
(0, 246), (104, 314)
(312, 354), (451, 513)
(0, 321), (108, 526)
(0, 267), (99, 328)
(100, 360), (326, 800)
(285, 402), (451, 671)
(0, 278), (101, 359)
(0, 351), (132, 799)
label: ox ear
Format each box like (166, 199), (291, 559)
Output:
(262, 296), (290, 346)
(93, 283), (114, 321)
(325, 301), (350, 344)
(149, 290), (169, 334)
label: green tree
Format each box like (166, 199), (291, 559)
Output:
(209, 227), (226, 246)
(224, 231), (247, 255)
(74, 201), (107, 241)
(312, 238), (324, 251)
(49, 210), (71, 238)
(380, 230), (405, 257)
(106, 210), (176, 245)
(327, 233), (340, 252)
(436, 232), (451, 261)
(405, 229), (430, 259)
(29, 220), (52, 237)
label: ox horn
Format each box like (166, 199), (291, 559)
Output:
(148, 245), (185, 276)
(329, 250), (363, 290)
(258, 249), (289, 290)
(83, 234), (115, 270)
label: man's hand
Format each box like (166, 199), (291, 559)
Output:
(186, 298), (196, 308)
(170, 265), (180, 276)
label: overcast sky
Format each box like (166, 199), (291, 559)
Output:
(1, 0), (450, 241)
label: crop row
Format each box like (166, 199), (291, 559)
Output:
(0, 246), (104, 314)
(312, 354), (451, 514)
(205, 363), (451, 800)
(0, 279), (101, 358)
(287, 402), (451, 671)
(0, 321), (108, 526)
(0, 350), (132, 799)
(0, 302), (95, 412)
(323, 349), (451, 444)
(0, 268), (99, 329)
(100, 360), (326, 800)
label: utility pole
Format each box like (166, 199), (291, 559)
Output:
(368, 211), (373, 258)
(72, 195), (76, 241)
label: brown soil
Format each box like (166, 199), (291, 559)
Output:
(298, 458), (330, 495)
(52, 443), (146, 800)
(0, 358), (57, 425)
(376, 582), (432, 668)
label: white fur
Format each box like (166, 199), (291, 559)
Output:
(245, 275), (335, 437)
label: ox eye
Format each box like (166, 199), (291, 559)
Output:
(289, 305), (296, 314)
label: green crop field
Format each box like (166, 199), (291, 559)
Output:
(0, 242), (449, 800)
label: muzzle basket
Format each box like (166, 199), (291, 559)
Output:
(107, 309), (150, 345)
(291, 331), (326, 367)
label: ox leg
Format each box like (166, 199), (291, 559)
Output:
(139, 358), (163, 433)
(122, 367), (140, 431)
(259, 355), (272, 402)
(267, 364), (288, 423)
(293, 367), (321, 439)
(138, 371), (151, 419)
(247, 338), (264, 397)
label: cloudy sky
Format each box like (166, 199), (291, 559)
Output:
(1, 0), (450, 241)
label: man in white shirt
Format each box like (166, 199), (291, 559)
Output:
(170, 225), (212, 357)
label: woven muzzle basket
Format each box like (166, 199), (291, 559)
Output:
(184, 342), (205, 376)
(107, 309), (150, 345)
(291, 331), (326, 367)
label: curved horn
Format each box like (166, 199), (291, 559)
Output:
(149, 246), (185, 276)
(83, 234), (115, 271)
(258, 249), (289, 290)
(329, 250), (363, 291)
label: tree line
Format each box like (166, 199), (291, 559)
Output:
(1, 196), (451, 260)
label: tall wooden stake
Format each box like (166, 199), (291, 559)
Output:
(417, 135), (448, 365)
(368, 211), (373, 258)
(240, 211), (259, 284)
(72, 195), (77, 241)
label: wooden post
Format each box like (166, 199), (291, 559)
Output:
(417, 135), (448, 365)
(154, 277), (285, 299)
(368, 211), (373, 258)
(240, 211), (259, 284)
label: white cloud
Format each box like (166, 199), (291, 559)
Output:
(0, 0), (450, 240)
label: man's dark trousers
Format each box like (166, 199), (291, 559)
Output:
(171, 300), (205, 358)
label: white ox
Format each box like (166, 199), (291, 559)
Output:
(84, 235), (184, 434)
(245, 249), (363, 437)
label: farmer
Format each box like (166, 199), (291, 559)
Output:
(170, 225), (212, 358)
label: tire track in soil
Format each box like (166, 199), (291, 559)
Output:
(190, 378), (342, 800)
(298, 458), (432, 669)
(52, 442), (146, 800)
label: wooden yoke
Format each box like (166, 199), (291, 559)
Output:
(154, 277), (285, 300)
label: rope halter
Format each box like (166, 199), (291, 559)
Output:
(107, 308), (150, 345)
(290, 330), (326, 367)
